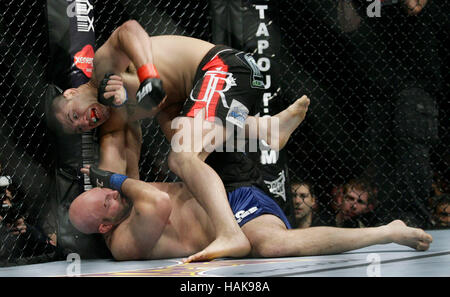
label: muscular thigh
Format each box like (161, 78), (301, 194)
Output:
(169, 114), (230, 158)
(241, 214), (287, 256)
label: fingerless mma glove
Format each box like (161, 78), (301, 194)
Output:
(98, 73), (128, 107)
(89, 166), (128, 194)
(136, 63), (166, 110)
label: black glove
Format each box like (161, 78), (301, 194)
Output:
(89, 166), (113, 188)
(88, 166), (128, 193)
(97, 73), (128, 107)
(136, 77), (166, 110)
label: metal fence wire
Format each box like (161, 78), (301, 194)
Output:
(0, 0), (448, 265)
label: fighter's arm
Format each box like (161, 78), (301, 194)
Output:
(97, 112), (142, 179)
(92, 20), (166, 111)
(114, 177), (172, 260)
(98, 130), (127, 175)
(91, 20), (154, 86)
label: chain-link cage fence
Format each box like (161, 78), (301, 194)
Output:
(0, 0), (58, 265)
(0, 0), (448, 266)
(279, 0), (449, 230)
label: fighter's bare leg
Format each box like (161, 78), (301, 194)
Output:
(242, 216), (433, 258)
(172, 150), (251, 263)
(168, 114), (250, 263)
(245, 95), (310, 151)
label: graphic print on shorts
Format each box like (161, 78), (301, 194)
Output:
(226, 99), (249, 128)
(234, 206), (259, 224)
(235, 52), (265, 89)
(188, 52), (237, 120)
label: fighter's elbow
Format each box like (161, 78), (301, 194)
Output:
(119, 19), (143, 35)
(140, 189), (171, 220)
(154, 191), (171, 218)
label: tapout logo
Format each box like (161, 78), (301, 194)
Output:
(253, 4), (280, 165)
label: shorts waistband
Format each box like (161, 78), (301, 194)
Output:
(194, 45), (235, 80)
(202, 44), (234, 64)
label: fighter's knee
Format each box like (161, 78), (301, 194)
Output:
(167, 151), (180, 172)
(167, 150), (197, 173)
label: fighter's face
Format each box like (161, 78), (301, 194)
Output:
(100, 188), (131, 224)
(56, 88), (110, 134)
(88, 187), (131, 225)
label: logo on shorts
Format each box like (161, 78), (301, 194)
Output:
(264, 170), (286, 201)
(189, 68), (237, 118)
(226, 99), (250, 129)
(74, 44), (94, 78)
(237, 52), (265, 89)
(235, 206), (258, 224)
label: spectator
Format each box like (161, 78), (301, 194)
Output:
(318, 178), (378, 228)
(291, 180), (317, 228)
(432, 167), (450, 198)
(330, 184), (344, 212)
(429, 194), (450, 229)
(0, 176), (56, 261)
(336, 0), (447, 226)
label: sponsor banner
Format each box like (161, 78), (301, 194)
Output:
(73, 44), (94, 78)
(66, 0), (95, 87)
(246, 1), (294, 225)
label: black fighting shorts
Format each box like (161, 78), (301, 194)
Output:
(181, 45), (265, 129)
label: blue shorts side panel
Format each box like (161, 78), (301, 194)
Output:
(228, 186), (292, 229)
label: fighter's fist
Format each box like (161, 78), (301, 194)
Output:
(98, 73), (128, 107)
(136, 77), (166, 110)
(82, 165), (128, 193)
(136, 63), (166, 110)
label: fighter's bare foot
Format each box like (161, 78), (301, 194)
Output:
(386, 220), (433, 251)
(267, 95), (310, 151)
(182, 234), (251, 263)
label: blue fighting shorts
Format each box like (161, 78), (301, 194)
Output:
(228, 186), (292, 229)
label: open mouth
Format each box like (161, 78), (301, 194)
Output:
(90, 108), (101, 124)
